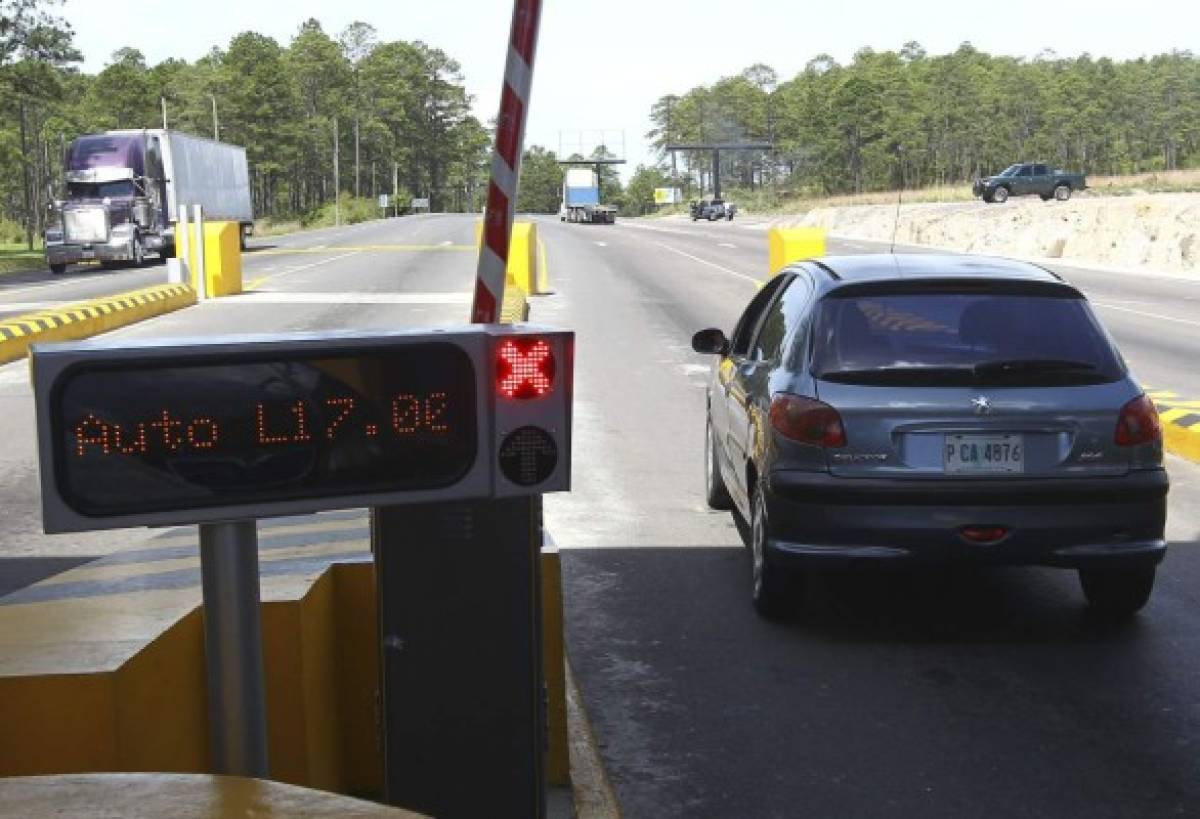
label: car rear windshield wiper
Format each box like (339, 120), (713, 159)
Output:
(818, 366), (976, 385)
(972, 358), (1097, 377)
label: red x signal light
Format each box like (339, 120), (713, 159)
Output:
(496, 338), (555, 399)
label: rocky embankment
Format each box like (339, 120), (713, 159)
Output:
(792, 193), (1199, 274)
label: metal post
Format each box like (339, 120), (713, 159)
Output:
(199, 521), (269, 777)
(193, 204), (207, 300)
(211, 95), (219, 141)
(375, 496), (546, 818)
(161, 97), (168, 130)
(333, 118), (340, 227)
(177, 205), (190, 284)
(713, 148), (722, 200)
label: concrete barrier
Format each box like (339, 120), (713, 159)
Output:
(0, 773), (425, 817)
(768, 226), (828, 276)
(0, 284), (196, 367)
(0, 512), (572, 793)
(474, 220), (548, 296)
(178, 221), (243, 297)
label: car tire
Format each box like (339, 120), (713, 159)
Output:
(992, 186), (1010, 204)
(705, 417), (733, 511)
(49, 262), (67, 275)
(1054, 183), (1072, 201)
(1079, 566), (1155, 618)
(750, 484), (798, 619)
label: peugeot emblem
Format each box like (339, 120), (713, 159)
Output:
(971, 396), (992, 415)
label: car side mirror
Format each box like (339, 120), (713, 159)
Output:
(692, 328), (729, 355)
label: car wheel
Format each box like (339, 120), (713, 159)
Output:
(1054, 183), (1072, 201)
(1079, 566), (1155, 618)
(750, 484), (798, 619)
(705, 416), (733, 511)
(992, 186), (1010, 204)
(49, 262), (67, 275)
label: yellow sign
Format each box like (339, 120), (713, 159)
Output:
(654, 187), (681, 205)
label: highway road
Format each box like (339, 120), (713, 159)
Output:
(0, 213), (1198, 816)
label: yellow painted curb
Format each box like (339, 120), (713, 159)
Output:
(1146, 391), (1200, 465)
(1160, 411), (1200, 464)
(0, 283), (196, 366)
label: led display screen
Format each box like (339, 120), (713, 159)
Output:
(51, 344), (477, 518)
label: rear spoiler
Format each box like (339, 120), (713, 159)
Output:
(822, 277), (1082, 299)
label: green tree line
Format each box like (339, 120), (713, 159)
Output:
(1, 1), (490, 246)
(648, 43), (1200, 196)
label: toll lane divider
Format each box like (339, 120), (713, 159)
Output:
(1146, 390), (1200, 464)
(0, 513), (569, 794)
(0, 283), (195, 366)
(768, 226), (828, 277)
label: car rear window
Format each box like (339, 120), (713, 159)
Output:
(809, 292), (1125, 386)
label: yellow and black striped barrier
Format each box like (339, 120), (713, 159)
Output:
(1147, 390), (1200, 464)
(0, 283), (195, 366)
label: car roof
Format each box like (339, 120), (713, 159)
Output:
(795, 254), (1063, 287)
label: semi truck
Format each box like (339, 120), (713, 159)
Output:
(45, 129), (254, 274)
(559, 168), (616, 224)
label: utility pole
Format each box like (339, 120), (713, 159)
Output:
(210, 95), (219, 141)
(393, 160), (399, 216)
(333, 117), (340, 227)
(161, 97), (168, 129)
(354, 118), (360, 198)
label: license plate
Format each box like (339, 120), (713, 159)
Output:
(944, 434), (1024, 474)
(81, 249), (95, 259)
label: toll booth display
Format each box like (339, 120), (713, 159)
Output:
(52, 344), (477, 517)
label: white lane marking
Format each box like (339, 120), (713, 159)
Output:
(0, 272), (152, 300)
(717, 242), (737, 249)
(1092, 302), (1200, 329)
(440, 240), (453, 246)
(594, 241), (608, 247)
(0, 302), (59, 311)
(222, 291), (471, 305)
(651, 241), (759, 285)
(252, 250), (362, 286)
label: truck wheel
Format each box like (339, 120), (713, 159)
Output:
(131, 235), (145, 267)
(49, 263), (67, 275)
(992, 186), (1010, 204)
(1053, 183), (1072, 201)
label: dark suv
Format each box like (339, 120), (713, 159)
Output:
(693, 254), (1167, 619)
(973, 163), (1087, 203)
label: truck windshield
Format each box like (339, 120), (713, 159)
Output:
(999, 165), (1022, 177)
(67, 181), (136, 199)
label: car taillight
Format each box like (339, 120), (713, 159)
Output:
(769, 394), (846, 448)
(1114, 394), (1161, 446)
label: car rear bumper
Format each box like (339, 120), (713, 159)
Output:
(763, 469), (1168, 570)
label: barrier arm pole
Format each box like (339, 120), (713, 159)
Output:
(472, 0), (543, 324)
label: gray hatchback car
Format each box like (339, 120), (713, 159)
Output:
(693, 255), (1167, 619)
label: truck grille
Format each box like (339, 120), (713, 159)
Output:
(63, 208), (109, 244)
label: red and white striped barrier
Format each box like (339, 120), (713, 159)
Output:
(473, 0), (543, 324)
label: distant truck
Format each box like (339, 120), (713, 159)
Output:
(972, 163), (1087, 204)
(45, 129), (254, 274)
(560, 168), (616, 224)
(690, 198), (735, 221)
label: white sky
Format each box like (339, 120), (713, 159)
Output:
(63, 0), (1198, 179)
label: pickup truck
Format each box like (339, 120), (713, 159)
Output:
(972, 163), (1087, 204)
(690, 198), (736, 221)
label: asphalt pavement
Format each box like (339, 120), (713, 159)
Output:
(0, 212), (1197, 816)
